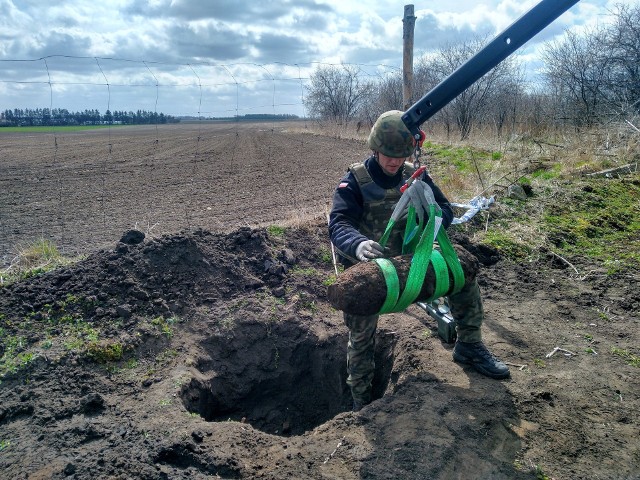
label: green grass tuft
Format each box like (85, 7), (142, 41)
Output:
(483, 231), (532, 260)
(543, 180), (640, 272)
(87, 341), (124, 363)
(1, 238), (78, 285)
(267, 225), (286, 237)
(610, 347), (640, 368)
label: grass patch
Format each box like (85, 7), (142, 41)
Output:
(0, 335), (37, 377)
(267, 225), (286, 237)
(255, 292), (286, 332)
(533, 358), (546, 368)
(530, 163), (562, 180)
(151, 316), (176, 337)
(418, 140), (507, 201)
(291, 265), (338, 290)
(462, 174), (640, 272)
(533, 464), (552, 480)
(295, 292), (317, 314)
(610, 347), (640, 368)
(0, 292), (113, 378)
(322, 275), (337, 286)
(420, 329), (433, 339)
(424, 141), (498, 176)
(25, 298), (99, 343)
(1, 238), (78, 286)
(318, 246), (333, 265)
(87, 341), (124, 363)
(542, 179), (640, 272)
(425, 134), (637, 266)
(482, 230), (532, 261)
(291, 266), (321, 277)
(424, 142), (478, 169)
(156, 348), (179, 365)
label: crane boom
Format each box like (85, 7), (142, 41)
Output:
(402, 0), (580, 137)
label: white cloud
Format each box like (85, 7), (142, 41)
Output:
(0, 0), (628, 116)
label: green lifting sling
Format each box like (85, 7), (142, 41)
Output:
(373, 202), (465, 314)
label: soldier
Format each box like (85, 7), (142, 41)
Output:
(328, 110), (510, 412)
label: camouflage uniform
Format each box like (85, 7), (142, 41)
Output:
(338, 162), (484, 405)
(330, 110), (507, 407)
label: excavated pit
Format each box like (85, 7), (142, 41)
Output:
(181, 321), (397, 436)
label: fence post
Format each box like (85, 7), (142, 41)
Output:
(403, 4), (416, 111)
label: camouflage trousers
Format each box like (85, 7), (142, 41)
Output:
(343, 279), (484, 404)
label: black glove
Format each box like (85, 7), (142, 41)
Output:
(355, 240), (386, 262)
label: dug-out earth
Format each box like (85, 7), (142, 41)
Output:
(1, 220), (639, 479)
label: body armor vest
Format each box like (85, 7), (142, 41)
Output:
(350, 161), (416, 257)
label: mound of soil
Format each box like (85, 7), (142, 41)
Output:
(1, 221), (639, 479)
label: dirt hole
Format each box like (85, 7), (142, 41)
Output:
(181, 321), (396, 436)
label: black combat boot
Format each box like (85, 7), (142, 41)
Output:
(453, 341), (510, 379)
(352, 394), (371, 412)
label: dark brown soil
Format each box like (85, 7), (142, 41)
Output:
(0, 122), (361, 261)
(1, 124), (639, 479)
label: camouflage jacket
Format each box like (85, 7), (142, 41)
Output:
(328, 155), (453, 266)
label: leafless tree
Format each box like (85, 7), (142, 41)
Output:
(414, 37), (523, 140)
(604, 4), (640, 116)
(374, 72), (404, 117)
(542, 29), (612, 127)
(541, 4), (640, 128)
(304, 64), (375, 126)
(516, 88), (557, 137)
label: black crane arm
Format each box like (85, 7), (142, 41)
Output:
(402, 0), (580, 138)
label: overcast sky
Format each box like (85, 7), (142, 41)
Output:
(0, 0), (634, 117)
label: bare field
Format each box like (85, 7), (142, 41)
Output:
(1, 122), (366, 264)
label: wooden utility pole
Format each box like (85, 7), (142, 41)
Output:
(402, 5), (416, 111)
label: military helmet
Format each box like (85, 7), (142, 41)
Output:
(367, 110), (415, 158)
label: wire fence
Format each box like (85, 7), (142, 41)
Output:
(1, 56), (400, 266)
(2, 56), (637, 268)
(0, 55), (400, 119)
